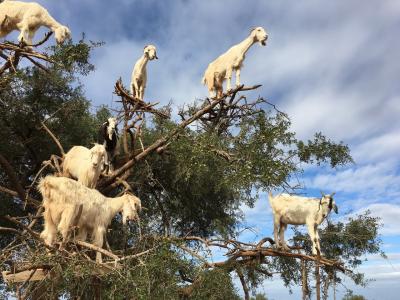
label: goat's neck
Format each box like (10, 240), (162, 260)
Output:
(136, 54), (149, 72)
(236, 35), (256, 56)
(41, 15), (63, 31)
(106, 196), (126, 220)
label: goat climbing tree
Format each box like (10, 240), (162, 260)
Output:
(0, 36), (382, 300)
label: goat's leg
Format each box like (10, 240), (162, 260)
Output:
(92, 227), (105, 263)
(314, 225), (323, 256)
(139, 85), (145, 101)
(306, 221), (318, 255)
(75, 228), (88, 242)
(279, 222), (290, 251)
(225, 68), (233, 91)
(57, 206), (76, 249)
(235, 68), (241, 87)
(273, 216), (281, 248)
(26, 28), (38, 48)
(133, 81), (140, 99)
(17, 27), (29, 45)
(40, 207), (56, 247)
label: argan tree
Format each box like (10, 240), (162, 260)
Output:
(0, 34), (383, 300)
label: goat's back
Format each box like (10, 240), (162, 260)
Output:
(269, 193), (322, 224)
(63, 146), (91, 172)
(0, 1), (47, 18)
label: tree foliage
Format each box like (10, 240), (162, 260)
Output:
(0, 37), (384, 300)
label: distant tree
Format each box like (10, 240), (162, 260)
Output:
(342, 290), (367, 300)
(250, 292), (269, 300)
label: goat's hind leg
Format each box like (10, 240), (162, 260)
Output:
(279, 222), (290, 251)
(272, 216), (281, 249)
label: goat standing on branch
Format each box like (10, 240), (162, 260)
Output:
(130, 44), (158, 101)
(62, 144), (107, 188)
(98, 117), (118, 174)
(202, 26), (268, 98)
(39, 176), (142, 262)
(268, 192), (338, 255)
(0, 0), (71, 46)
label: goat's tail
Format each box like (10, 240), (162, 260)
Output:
(267, 191), (274, 207)
(38, 176), (52, 200)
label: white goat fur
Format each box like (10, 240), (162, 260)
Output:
(39, 176), (142, 262)
(202, 27), (268, 98)
(268, 192), (338, 255)
(62, 144), (107, 188)
(0, 0), (71, 45)
(130, 44), (158, 101)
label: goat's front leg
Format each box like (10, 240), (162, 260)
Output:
(40, 207), (57, 247)
(26, 28), (37, 48)
(132, 81), (140, 99)
(307, 221), (319, 255)
(235, 68), (241, 87)
(17, 27), (29, 45)
(57, 206), (76, 249)
(314, 225), (323, 256)
(93, 227), (105, 263)
(139, 85), (145, 101)
(225, 68), (233, 91)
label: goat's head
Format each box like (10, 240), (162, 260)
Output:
(144, 44), (158, 60)
(54, 25), (71, 44)
(89, 144), (106, 169)
(106, 117), (117, 140)
(122, 194), (142, 225)
(250, 26), (268, 46)
(320, 192), (338, 215)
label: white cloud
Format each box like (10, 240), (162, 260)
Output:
(351, 203), (400, 236)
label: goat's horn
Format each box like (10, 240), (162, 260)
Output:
(330, 192), (336, 197)
(320, 191), (325, 197)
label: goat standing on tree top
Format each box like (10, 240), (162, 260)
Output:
(268, 192), (338, 256)
(202, 26), (268, 98)
(0, 0), (71, 45)
(130, 44), (158, 101)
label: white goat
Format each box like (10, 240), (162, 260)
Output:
(268, 192), (338, 255)
(62, 144), (107, 189)
(202, 26), (268, 98)
(0, 0), (71, 45)
(130, 44), (158, 101)
(39, 175), (142, 262)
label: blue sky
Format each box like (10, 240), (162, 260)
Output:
(10, 0), (400, 299)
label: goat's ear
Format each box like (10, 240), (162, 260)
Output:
(249, 27), (256, 33)
(330, 192), (336, 197)
(320, 191), (326, 197)
(333, 204), (338, 214)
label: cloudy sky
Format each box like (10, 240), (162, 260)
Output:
(15, 0), (400, 298)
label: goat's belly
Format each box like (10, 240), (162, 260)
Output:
(281, 215), (305, 225)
